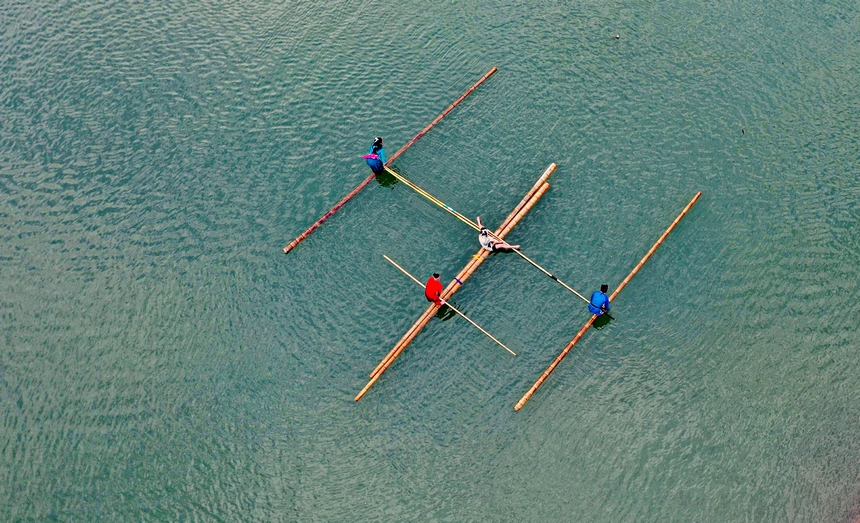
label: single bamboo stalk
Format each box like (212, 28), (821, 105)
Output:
(387, 67), (498, 164)
(283, 67), (498, 254)
(366, 165), (556, 379)
(355, 171), (554, 401)
(513, 191), (702, 411)
(382, 255), (517, 356)
(608, 192), (702, 301)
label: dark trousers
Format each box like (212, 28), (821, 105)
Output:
(366, 159), (384, 174)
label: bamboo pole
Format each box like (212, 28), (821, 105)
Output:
(382, 166), (589, 304)
(382, 255), (517, 356)
(366, 165), (556, 380)
(354, 167), (556, 402)
(513, 191), (702, 411)
(283, 67), (498, 254)
(607, 192), (702, 301)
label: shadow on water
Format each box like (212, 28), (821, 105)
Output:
(374, 168), (399, 188)
(436, 302), (458, 321)
(592, 313), (612, 329)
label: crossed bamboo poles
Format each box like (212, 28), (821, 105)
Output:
(276, 66), (702, 409)
(355, 165), (556, 402)
(383, 255), (516, 356)
(283, 67), (498, 254)
(384, 166), (591, 305)
(513, 191), (703, 410)
(364, 162), (703, 408)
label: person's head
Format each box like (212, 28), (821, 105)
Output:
(373, 136), (383, 147)
(600, 284), (608, 293)
(433, 273), (440, 280)
(480, 228), (489, 236)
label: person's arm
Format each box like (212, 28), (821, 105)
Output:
(378, 147), (386, 164)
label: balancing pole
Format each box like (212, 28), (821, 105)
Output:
(383, 255), (516, 356)
(283, 67), (498, 254)
(383, 165), (590, 304)
(514, 191), (702, 411)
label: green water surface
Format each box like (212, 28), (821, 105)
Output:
(2, 0), (859, 521)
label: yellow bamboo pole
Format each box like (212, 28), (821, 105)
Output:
(383, 166), (589, 304)
(382, 255), (517, 356)
(513, 191), (703, 411)
(354, 167), (556, 402)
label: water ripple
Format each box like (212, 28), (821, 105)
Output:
(3, 0), (860, 520)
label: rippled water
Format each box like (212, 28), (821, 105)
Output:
(2, 0), (859, 521)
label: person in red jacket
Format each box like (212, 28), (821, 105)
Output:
(425, 273), (444, 305)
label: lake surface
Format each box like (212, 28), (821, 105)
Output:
(2, 0), (859, 521)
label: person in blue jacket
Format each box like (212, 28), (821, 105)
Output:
(588, 284), (611, 316)
(363, 137), (386, 174)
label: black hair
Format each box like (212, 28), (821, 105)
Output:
(600, 284), (608, 293)
(433, 273), (440, 279)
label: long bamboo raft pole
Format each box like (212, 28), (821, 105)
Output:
(354, 164), (557, 402)
(513, 191), (703, 411)
(283, 67), (498, 254)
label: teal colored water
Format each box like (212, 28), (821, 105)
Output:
(2, 0), (859, 520)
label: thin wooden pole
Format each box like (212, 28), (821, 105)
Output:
(382, 255), (517, 356)
(383, 165), (590, 304)
(283, 67), (498, 254)
(513, 192), (702, 411)
(354, 166), (556, 402)
(607, 192), (702, 302)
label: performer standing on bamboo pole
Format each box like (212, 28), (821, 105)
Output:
(363, 137), (386, 174)
(476, 217), (520, 253)
(588, 284), (611, 315)
(424, 273), (444, 305)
